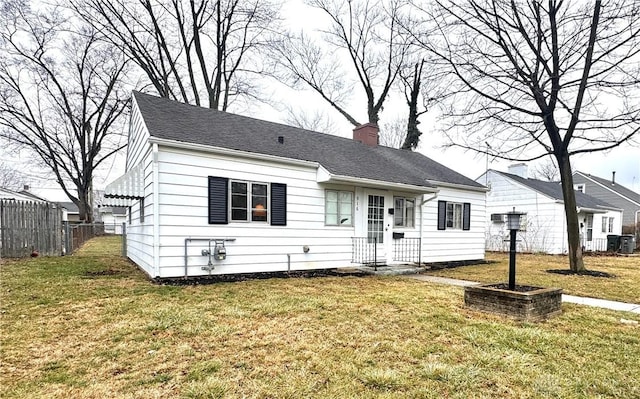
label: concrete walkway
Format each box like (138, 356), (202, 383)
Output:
(406, 274), (640, 314)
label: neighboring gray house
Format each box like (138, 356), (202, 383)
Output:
(104, 91), (487, 279)
(573, 171), (640, 228)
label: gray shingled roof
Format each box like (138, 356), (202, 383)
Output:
(576, 172), (640, 204)
(496, 171), (619, 210)
(133, 91), (484, 190)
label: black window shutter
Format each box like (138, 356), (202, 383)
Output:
(208, 176), (228, 224)
(463, 202), (471, 231)
(270, 183), (287, 226)
(437, 200), (446, 230)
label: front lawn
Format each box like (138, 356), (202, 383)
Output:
(426, 252), (640, 304)
(1, 236), (639, 398)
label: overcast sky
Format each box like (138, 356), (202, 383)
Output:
(4, 0), (639, 199)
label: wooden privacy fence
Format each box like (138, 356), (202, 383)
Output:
(0, 200), (63, 257)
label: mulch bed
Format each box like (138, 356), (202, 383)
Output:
(155, 269), (369, 285)
(546, 269), (615, 278)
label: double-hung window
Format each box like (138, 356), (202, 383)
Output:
(325, 190), (353, 226)
(208, 176), (287, 226)
(437, 200), (471, 231)
(394, 197), (415, 228)
(231, 181), (268, 222)
(446, 202), (463, 229)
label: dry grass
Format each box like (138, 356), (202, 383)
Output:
(1, 236), (639, 398)
(426, 252), (640, 303)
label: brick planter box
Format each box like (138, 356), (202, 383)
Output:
(464, 284), (563, 321)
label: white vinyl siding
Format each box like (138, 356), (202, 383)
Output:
(153, 147), (356, 277)
(420, 188), (486, 262)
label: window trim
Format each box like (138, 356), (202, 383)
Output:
(229, 179), (269, 223)
(393, 196), (415, 228)
(324, 189), (354, 227)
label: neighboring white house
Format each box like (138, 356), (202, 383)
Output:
(98, 206), (127, 234)
(478, 165), (622, 254)
(104, 91), (487, 279)
(0, 187), (47, 202)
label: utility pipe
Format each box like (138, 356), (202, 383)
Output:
(184, 237), (236, 278)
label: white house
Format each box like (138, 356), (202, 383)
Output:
(98, 206), (127, 234)
(104, 92), (487, 279)
(478, 165), (622, 254)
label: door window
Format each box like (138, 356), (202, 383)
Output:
(367, 195), (385, 244)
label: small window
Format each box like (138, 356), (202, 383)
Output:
(491, 213), (504, 223)
(575, 184), (585, 193)
(230, 180), (268, 222)
(325, 190), (353, 226)
(208, 177), (286, 225)
(394, 197), (415, 228)
(140, 198), (145, 223)
(446, 202), (463, 229)
(601, 216), (614, 233)
(438, 201), (471, 231)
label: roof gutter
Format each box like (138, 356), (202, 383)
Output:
(148, 136), (320, 168)
(318, 170), (438, 194)
(427, 180), (489, 193)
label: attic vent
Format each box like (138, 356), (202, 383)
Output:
(491, 213), (504, 223)
(277, 136), (284, 144)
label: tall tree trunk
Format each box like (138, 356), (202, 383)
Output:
(76, 187), (93, 223)
(556, 152), (585, 272)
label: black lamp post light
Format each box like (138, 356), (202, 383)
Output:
(506, 207), (526, 290)
(463, 206), (563, 321)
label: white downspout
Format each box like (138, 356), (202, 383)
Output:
(152, 143), (161, 278)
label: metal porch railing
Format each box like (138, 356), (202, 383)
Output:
(393, 237), (421, 264)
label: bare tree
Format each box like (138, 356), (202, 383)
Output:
(282, 105), (337, 133)
(399, 59), (429, 150)
(531, 159), (560, 182)
(380, 116), (407, 148)
(0, 161), (29, 190)
(73, 0), (280, 110)
(415, 0), (640, 272)
(0, 1), (130, 222)
(271, 0), (409, 127)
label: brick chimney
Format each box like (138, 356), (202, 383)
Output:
(353, 123), (379, 146)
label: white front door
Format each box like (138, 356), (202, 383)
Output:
(365, 192), (392, 264)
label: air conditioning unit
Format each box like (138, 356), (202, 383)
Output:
(491, 213), (504, 223)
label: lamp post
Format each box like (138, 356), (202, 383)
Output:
(506, 207), (526, 290)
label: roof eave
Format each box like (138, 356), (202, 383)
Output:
(318, 168), (438, 194)
(427, 180), (488, 193)
(148, 136), (320, 168)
